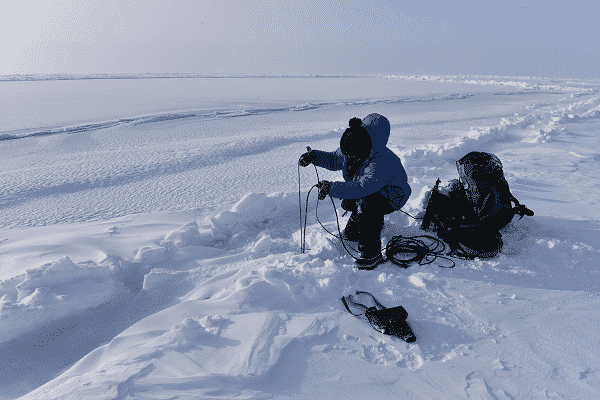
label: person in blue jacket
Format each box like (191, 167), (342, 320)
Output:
(299, 113), (411, 267)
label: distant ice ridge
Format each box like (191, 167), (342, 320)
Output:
(0, 93), (472, 141)
(0, 73), (380, 82)
(2, 72), (598, 91)
(381, 74), (599, 94)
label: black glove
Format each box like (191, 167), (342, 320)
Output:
(341, 199), (357, 212)
(316, 180), (331, 200)
(298, 151), (315, 167)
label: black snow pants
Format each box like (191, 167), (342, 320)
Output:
(342, 192), (396, 256)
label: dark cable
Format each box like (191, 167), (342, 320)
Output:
(384, 235), (455, 268)
(399, 209), (423, 220)
(298, 162), (303, 253)
(302, 185), (314, 253)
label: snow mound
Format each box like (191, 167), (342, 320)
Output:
(147, 315), (229, 351)
(0, 256), (127, 344)
(163, 221), (212, 247)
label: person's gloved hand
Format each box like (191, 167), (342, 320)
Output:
(316, 180), (331, 200)
(298, 151), (315, 167)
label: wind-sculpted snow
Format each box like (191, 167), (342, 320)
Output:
(10, 189), (600, 399)
(2, 80), (597, 229)
(3, 77), (600, 399)
(0, 93), (472, 142)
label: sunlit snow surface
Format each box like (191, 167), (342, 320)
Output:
(1, 76), (600, 399)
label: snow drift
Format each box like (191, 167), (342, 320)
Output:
(1, 76), (600, 399)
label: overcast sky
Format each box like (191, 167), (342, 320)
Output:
(2, 0), (599, 78)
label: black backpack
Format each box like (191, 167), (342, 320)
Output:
(421, 152), (533, 259)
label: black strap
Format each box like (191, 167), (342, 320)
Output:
(341, 291), (387, 317)
(509, 193), (521, 207)
(421, 179), (441, 231)
(509, 193), (534, 219)
(341, 295), (365, 316)
(355, 291), (386, 310)
(509, 193), (523, 220)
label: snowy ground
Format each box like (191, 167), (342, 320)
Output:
(1, 76), (600, 399)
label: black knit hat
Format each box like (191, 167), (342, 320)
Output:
(340, 118), (372, 159)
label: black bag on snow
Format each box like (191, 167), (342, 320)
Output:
(341, 291), (416, 343)
(421, 151), (533, 259)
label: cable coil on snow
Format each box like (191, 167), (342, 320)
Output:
(383, 235), (454, 269)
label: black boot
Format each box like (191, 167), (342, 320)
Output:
(355, 240), (384, 270)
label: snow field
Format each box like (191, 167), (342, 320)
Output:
(2, 76), (590, 229)
(1, 76), (600, 398)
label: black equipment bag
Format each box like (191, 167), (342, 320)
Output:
(341, 291), (416, 343)
(422, 152), (534, 259)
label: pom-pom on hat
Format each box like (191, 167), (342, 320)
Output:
(349, 117), (362, 128)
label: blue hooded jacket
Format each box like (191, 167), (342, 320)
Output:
(311, 113), (411, 211)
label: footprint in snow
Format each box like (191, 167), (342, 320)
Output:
(362, 340), (423, 370)
(465, 372), (513, 399)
